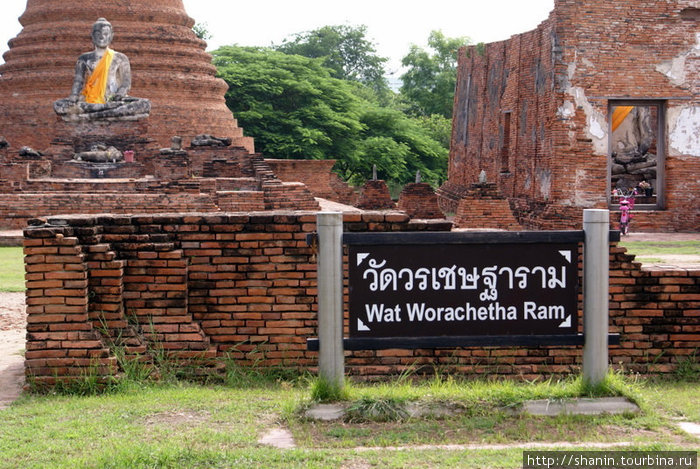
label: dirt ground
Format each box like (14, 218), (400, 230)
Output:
(0, 292), (25, 409)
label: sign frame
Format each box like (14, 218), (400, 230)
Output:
(307, 230), (620, 352)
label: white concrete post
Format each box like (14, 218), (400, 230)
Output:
(316, 212), (344, 388)
(583, 209), (610, 386)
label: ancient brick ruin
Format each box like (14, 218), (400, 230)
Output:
(0, 0), (448, 229)
(0, 0), (252, 152)
(6, 1), (697, 387)
(0, 1), (373, 229)
(439, 0), (699, 232)
(23, 213), (699, 385)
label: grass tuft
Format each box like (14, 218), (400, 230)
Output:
(673, 350), (699, 381)
(0, 246), (24, 292)
(310, 377), (349, 402)
(345, 397), (409, 423)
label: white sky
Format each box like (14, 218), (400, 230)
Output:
(1, 0), (554, 74)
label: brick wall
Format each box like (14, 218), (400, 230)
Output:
(0, 146), (323, 229)
(264, 159), (357, 205)
(23, 212), (699, 386)
(441, 0), (700, 232)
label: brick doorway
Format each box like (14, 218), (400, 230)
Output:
(608, 100), (666, 210)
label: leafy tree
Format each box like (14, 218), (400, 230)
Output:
(275, 25), (389, 94)
(414, 114), (452, 150)
(213, 46), (363, 160)
(212, 45), (447, 186)
(353, 107), (447, 185)
(192, 22), (212, 41)
(400, 30), (470, 118)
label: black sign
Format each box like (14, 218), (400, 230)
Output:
(348, 242), (579, 339)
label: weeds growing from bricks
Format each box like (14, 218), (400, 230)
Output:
(673, 350), (699, 381)
(221, 341), (309, 388)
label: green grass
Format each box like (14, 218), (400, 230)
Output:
(1, 375), (697, 469)
(0, 246), (24, 292)
(618, 240), (700, 264)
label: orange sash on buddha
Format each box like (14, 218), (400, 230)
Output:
(82, 49), (114, 104)
(611, 106), (634, 132)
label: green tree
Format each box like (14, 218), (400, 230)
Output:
(192, 22), (212, 41)
(414, 114), (452, 150)
(212, 45), (448, 186)
(400, 30), (470, 118)
(354, 107), (447, 185)
(213, 46), (363, 161)
(275, 25), (389, 94)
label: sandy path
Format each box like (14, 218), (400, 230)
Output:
(0, 292), (26, 409)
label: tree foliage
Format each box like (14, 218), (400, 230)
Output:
(192, 22), (212, 41)
(400, 30), (470, 118)
(275, 25), (389, 95)
(212, 45), (447, 186)
(213, 46), (362, 160)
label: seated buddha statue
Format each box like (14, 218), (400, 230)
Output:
(54, 18), (150, 121)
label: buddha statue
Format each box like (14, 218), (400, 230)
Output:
(54, 18), (151, 122)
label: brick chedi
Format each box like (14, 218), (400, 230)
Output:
(0, 0), (253, 152)
(397, 183), (445, 220)
(357, 180), (396, 210)
(0, 2), (352, 228)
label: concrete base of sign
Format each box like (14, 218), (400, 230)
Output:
(520, 397), (640, 416)
(305, 403), (347, 421)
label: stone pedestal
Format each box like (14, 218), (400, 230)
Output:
(51, 118), (153, 153)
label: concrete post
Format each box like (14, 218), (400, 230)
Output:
(583, 209), (610, 386)
(316, 212), (344, 388)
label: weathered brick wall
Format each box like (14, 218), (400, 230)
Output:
(1, 194), (221, 229)
(264, 159), (357, 205)
(397, 183), (445, 220)
(0, 146), (323, 229)
(441, 0), (700, 232)
(608, 246), (699, 373)
(24, 212), (699, 385)
(262, 182), (321, 211)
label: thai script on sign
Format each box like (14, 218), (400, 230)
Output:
(360, 257), (568, 302)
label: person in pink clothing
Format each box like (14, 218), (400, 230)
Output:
(619, 199), (631, 235)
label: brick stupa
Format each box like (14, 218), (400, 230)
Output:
(0, 0), (348, 228)
(0, 0), (253, 152)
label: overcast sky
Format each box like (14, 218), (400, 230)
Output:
(1, 0), (554, 73)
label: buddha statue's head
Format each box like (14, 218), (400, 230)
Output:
(91, 18), (113, 49)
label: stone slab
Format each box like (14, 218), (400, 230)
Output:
(677, 422), (700, 438)
(0, 231), (23, 247)
(521, 397), (640, 416)
(304, 403), (346, 421)
(258, 428), (296, 449)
